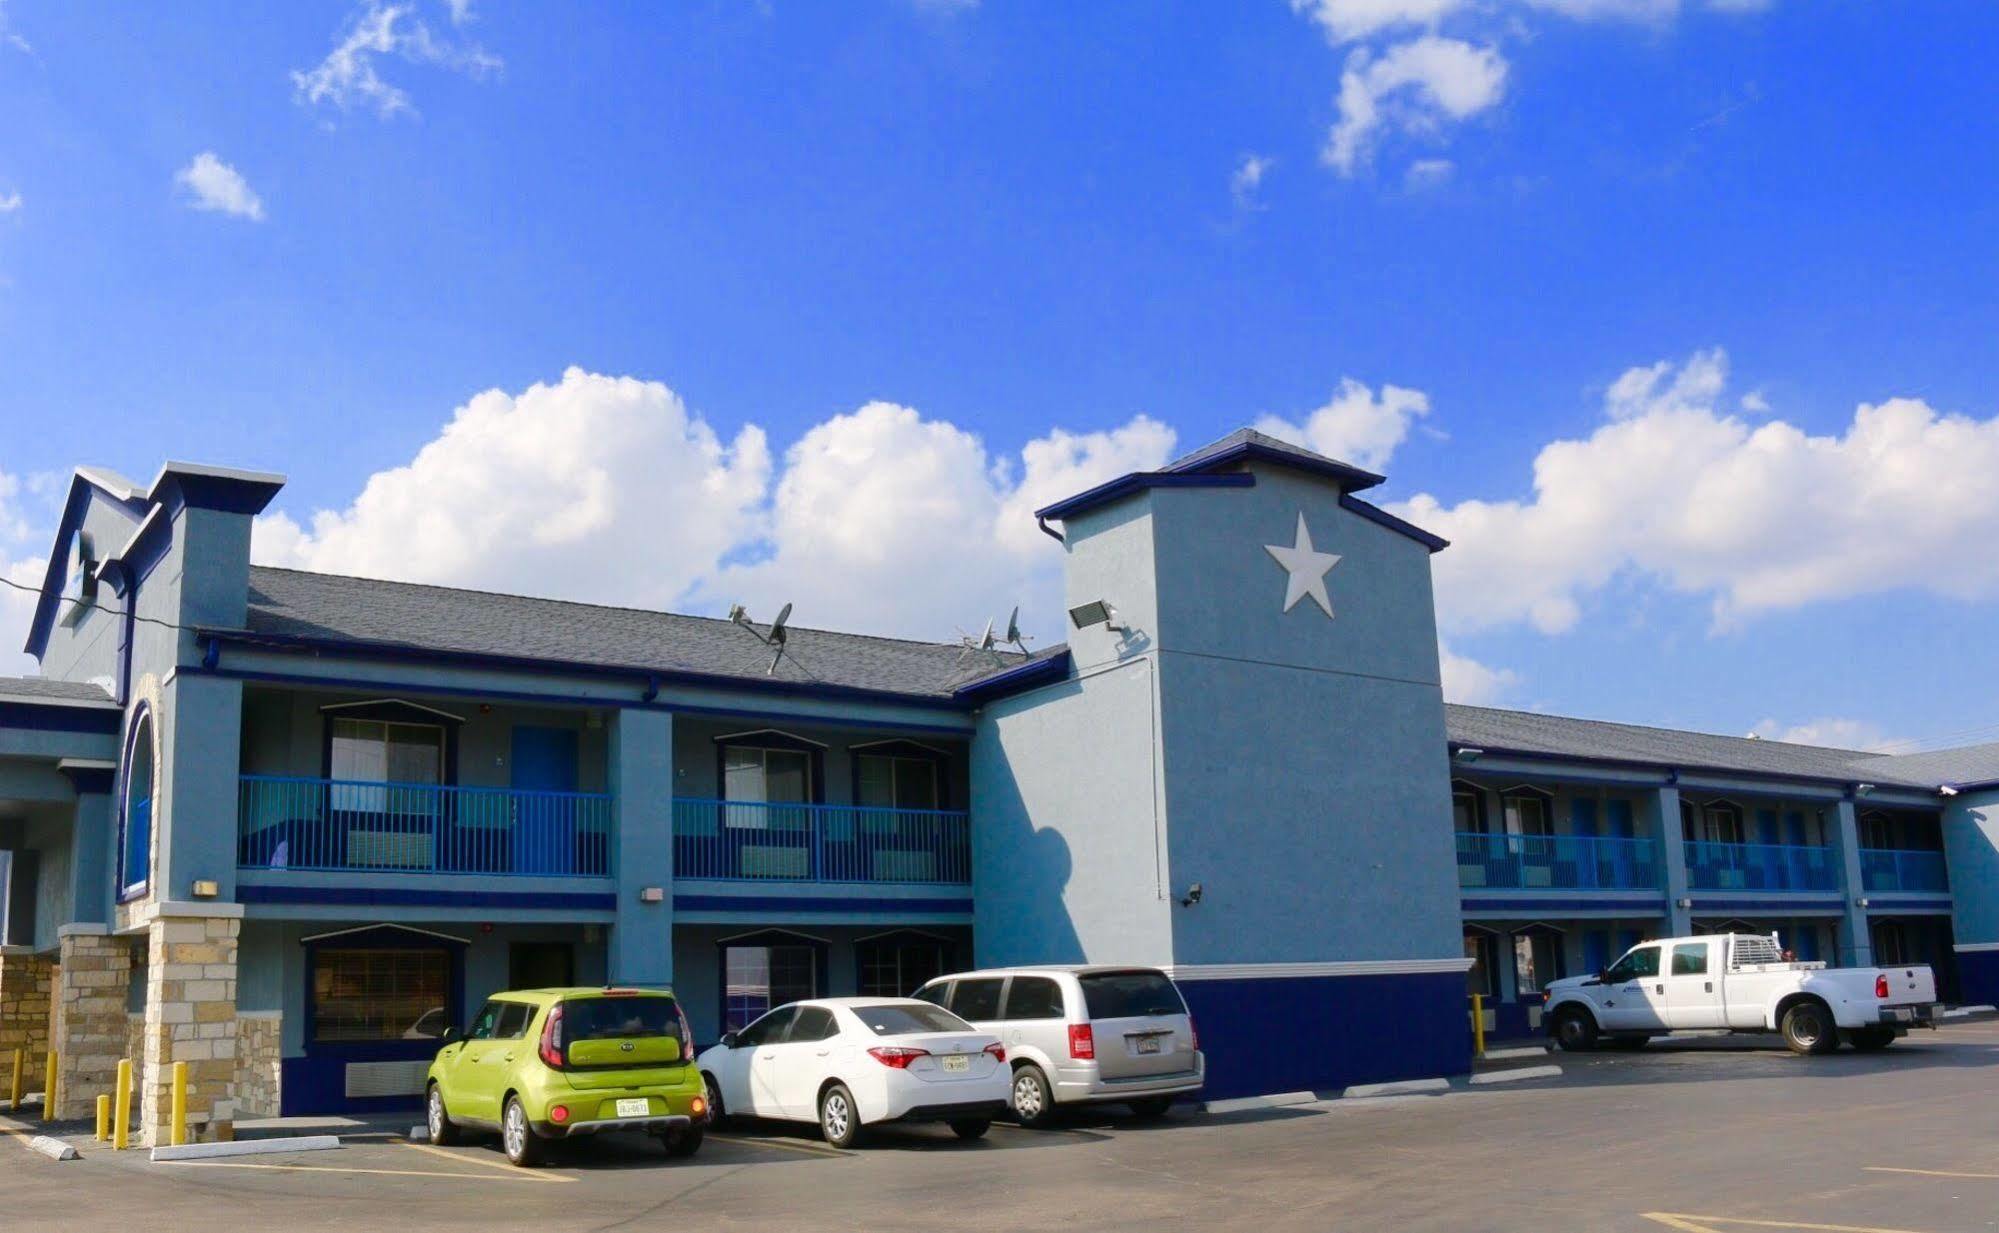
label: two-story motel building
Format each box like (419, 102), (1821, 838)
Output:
(1, 431), (1996, 1142)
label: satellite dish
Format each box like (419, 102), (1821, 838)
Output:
(976, 618), (995, 652)
(1003, 606), (1026, 652)
(765, 602), (793, 675)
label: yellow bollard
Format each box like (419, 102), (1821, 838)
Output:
(96, 1093), (110, 1142)
(1471, 993), (1487, 1059)
(170, 1061), (188, 1147)
(7, 1047), (20, 1111)
(112, 1058), (131, 1150)
(42, 1050), (56, 1122)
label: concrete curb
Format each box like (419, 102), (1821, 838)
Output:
(1479, 1047), (1550, 1061)
(1341, 1078), (1450, 1099)
(408, 1124), (427, 1142)
(1205, 1090), (1320, 1114)
(150, 1135), (342, 1162)
(27, 1135), (79, 1161)
(1467, 1065), (1562, 1086)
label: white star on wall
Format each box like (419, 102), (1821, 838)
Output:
(1264, 512), (1341, 618)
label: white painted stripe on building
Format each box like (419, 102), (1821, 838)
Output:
(1204, 1090), (1320, 1114)
(1166, 957), (1475, 981)
(1953, 942), (1999, 953)
(1341, 1078), (1450, 1099)
(27, 1136), (79, 1161)
(150, 1135), (341, 1162)
(1466, 1065), (1562, 1086)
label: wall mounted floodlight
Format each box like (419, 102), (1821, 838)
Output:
(1853, 782), (1877, 798)
(1675, 897), (1693, 910)
(639, 887), (665, 904)
(1452, 747), (1484, 764)
(1855, 897), (1872, 909)
(191, 879), (220, 899)
(1067, 599), (1129, 635)
(1939, 784), (1960, 797)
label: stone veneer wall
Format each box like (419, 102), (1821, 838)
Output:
(139, 914), (239, 1145)
(234, 1011), (282, 1119)
(126, 1013), (145, 1072)
(52, 929), (134, 1122)
(0, 950), (53, 1069)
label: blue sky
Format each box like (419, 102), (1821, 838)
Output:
(3, 0), (1998, 752)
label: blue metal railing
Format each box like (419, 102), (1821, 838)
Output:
(1684, 840), (1838, 892)
(673, 798), (972, 885)
(1454, 832), (1660, 890)
(1860, 847), (1950, 894)
(237, 775), (614, 878)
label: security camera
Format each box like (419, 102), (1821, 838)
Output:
(1179, 882), (1203, 907)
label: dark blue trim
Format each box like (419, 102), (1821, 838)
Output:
(195, 629), (974, 713)
(672, 893), (974, 915)
(1461, 896), (1668, 914)
(1032, 472), (1255, 522)
(237, 883), (616, 911)
(0, 700), (121, 734)
(180, 664), (976, 736)
(1864, 897), (1954, 913)
(952, 650), (1072, 705)
(1684, 896), (1846, 913)
(1162, 438), (1387, 492)
(1339, 494), (1449, 553)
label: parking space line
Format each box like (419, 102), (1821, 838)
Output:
(157, 1159), (570, 1183)
(1865, 1166), (1999, 1180)
(1641, 1214), (1931, 1233)
(706, 1132), (847, 1158)
(395, 1139), (574, 1180)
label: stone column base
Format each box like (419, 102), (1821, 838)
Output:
(140, 914), (239, 1146)
(0, 948), (54, 1064)
(51, 927), (134, 1122)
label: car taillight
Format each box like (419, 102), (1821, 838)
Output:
(1068, 1023), (1095, 1060)
(675, 1001), (696, 1062)
(1876, 974), (1890, 999)
(867, 1046), (930, 1069)
(983, 1041), (1006, 1063)
(539, 1002), (566, 1069)
(1189, 1015), (1199, 1052)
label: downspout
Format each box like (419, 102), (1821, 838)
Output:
(1036, 515), (1064, 544)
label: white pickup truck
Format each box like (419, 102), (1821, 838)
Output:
(1541, 933), (1939, 1055)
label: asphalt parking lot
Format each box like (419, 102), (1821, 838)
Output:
(6, 1018), (1999, 1233)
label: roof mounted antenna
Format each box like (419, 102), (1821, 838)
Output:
(729, 601), (794, 674)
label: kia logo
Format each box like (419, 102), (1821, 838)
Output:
(620, 1041), (635, 1052)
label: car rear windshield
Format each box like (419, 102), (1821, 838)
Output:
(563, 995), (681, 1040)
(1078, 971), (1185, 1020)
(855, 1003), (973, 1036)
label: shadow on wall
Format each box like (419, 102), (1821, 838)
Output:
(974, 686), (1087, 969)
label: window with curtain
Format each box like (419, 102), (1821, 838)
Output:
(330, 719), (443, 812)
(722, 745), (812, 830)
(857, 754), (940, 811)
(722, 940), (818, 1031)
(1502, 791), (1553, 837)
(1698, 802), (1745, 845)
(1512, 930), (1563, 996)
(1451, 782), (1486, 834)
(311, 947), (450, 1043)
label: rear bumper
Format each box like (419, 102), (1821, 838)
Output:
(533, 1113), (695, 1139)
(890, 1099), (1009, 1124)
(1053, 1063), (1205, 1105)
(1876, 1002), (1942, 1027)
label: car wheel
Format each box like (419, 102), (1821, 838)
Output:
(949, 1118), (990, 1141)
(502, 1095), (545, 1167)
(1126, 1096), (1173, 1120)
(1849, 1027), (1897, 1052)
(1781, 1001), (1837, 1055)
(703, 1072), (732, 1128)
(663, 1127), (705, 1158)
(818, 1083), (861, 1149)
(1010, 1063), (1056, 1128)
(1551, 1007), (1599, 1052)
(426, 1083), (460, 1146)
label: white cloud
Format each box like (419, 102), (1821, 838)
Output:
(175, 153), (265, 222)
(291, 1), (501, 119)
(1253, 378), (1431, 471)
(1231, 153), (1276, 210)
(1290, 0), (1471, 43)
(1325, 35), (1509, 175)
(1520, 0), (1679, 20)
(0, 0), (30, 53)
(253, 368), (1175, 648)
(0, 191), (19, 213)
(1396, 348), (1999, 640)
(1749, 717), (1907, 754)
(1439, 643), (1519, 704)
(1404, 157), (1455, 189)
(443, 0), (476, 23)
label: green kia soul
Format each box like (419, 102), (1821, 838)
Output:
(425, 987), (710, 1167)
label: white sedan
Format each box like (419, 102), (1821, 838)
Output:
(697, 997), (1010, 1147)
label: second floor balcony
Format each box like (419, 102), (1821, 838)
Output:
(1860, 848), (1950, 894)
(673, 798), (971, 885)
(1684, 840), (1838, 892)
(1456, 832), (1660, 891)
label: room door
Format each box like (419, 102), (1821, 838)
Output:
(511, 727), (580, 874)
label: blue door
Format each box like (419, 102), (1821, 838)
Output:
(511, 727), (579, 874)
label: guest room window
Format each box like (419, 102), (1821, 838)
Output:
(857, 754), (940, 811)
(1452, 781), (1488, 834)
(1502, 789), (1554, 837)
(721, 937), (820, 1031)
(1512, 929), (1564, 996)
(330, 719), (443, 813)
(722, 744), (813, 829)
(311, 947), (450, 1043)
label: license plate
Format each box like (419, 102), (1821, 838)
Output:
(1893, 1008), (1913, 1022)
(616, 1097), (650, 1117)
(941, 1054), (970, 1073)
(1136, 1036), (1162, 1055)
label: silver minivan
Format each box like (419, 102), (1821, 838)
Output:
(914, 965), (1203, 1126)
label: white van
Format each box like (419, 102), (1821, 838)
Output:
(914, 965), (1204, 1126)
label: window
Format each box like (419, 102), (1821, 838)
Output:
(1078, 971), (1186, 1019)
(1604, 945), (1661, 983)
(855, 1003), (971, 1036)
(788, 1005), (837, 1043)
(857, 935), (949, 998)
(312, 947), (450, 1043)
(120, 711), (155, 898)
(564, 996), (681, 1041)
(734, 1006), (797, 1047)
(467, 1000), (503, 1041)
(1873, 920), (1910, 966)
(494, 1002), (533, 1039)
(330, 718), (443, 812)
(948, 977), (1005, 1021)
(1671, 943), (1710, 977)
(722, 939), (819, 1032)
(1696, 801), (1744, 845)
(1452, 781), (1487, 834)
(1502, 790), (1553, 837)
(914, 981), (950, 1008)
(722, 744), (813, 829)
(858, 754), (941, 811)
(1464, 931), (1497, 998)
(1860, 812), (1895, 850)
(1512, 931), (1563, 996)
(1001, 976), (1066, 1020)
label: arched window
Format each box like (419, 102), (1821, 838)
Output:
(120, 707), (156, 899)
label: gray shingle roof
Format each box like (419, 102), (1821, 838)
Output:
(1850, 741), (1999, 790)
(241, 567), (1033, 702)
(1443, 703), (1937, 788)
(0, 676), (117, 707)
(1163, 427), (1387, 491)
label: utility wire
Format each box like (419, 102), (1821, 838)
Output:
(0, 572), (196, 634)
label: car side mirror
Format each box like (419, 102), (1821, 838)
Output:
(720, 1031), (740, 1049)
(1594, 971), (1608, 984)
(440, 1025), (460, 1043)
